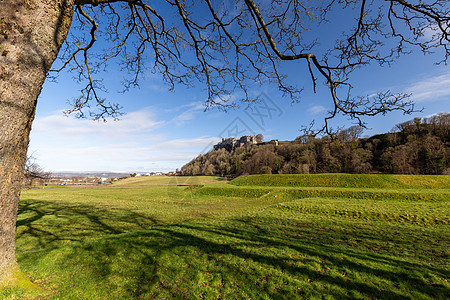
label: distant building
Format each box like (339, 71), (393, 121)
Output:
(258, 139), (279, 146)
(214, 137), (238, 151)
(239, 135), (257, 146)
(213, 135), (278, 152)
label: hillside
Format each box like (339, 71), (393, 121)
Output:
(11, 175), (450, 298)
(230, 174), (450, 189)
(181, 114), (450, 176)
(112, 175), (225, 186)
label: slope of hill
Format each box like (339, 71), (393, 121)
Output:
(12, 175), (449, 298)
(181, 114), (449, 176)
(230, 174), (450, 189)
(112, 175), (225, 186)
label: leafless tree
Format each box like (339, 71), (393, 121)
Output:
(24, 155), (51, 186)
(0, 0), (449, 285)
(57, 0), (449, 133)
(256, 133), (264, 143)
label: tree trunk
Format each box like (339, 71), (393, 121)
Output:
(0, 0), (74, 286)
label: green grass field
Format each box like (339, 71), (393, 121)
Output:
(3, 174), (449, 299)
(112, 175), (226, 186)
(230, 173), (450, 189)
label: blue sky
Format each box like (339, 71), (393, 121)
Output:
(28, 4), (450, 173)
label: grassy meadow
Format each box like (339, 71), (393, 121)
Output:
(111, 175), (226, 186)
(3, 174), (449, 299)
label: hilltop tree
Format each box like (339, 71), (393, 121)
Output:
(1, 0), (449, 286)
(256, 134), (264, 143)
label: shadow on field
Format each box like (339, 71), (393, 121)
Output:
(16, 199), (158, 251)
(169, 222), (449, 298)
(16, 199), (449, 298)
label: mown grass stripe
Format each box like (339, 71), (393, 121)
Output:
(230, 174), (450, 189)
(195, 185), (449, 201)
(6, 175), (449, 299)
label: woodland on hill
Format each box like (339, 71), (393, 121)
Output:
(181, 114), (450, 176)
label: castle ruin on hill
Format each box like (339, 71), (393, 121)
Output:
(213, 135), (279, 152)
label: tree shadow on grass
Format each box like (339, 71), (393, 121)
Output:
(16, 199), (449, 299)
(170, 221), (449, 298)
(16, 199), (159, 253)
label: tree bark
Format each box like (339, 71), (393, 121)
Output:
(0, 0), (74, 286)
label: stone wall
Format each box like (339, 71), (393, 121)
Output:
(213, 136), (278, 151)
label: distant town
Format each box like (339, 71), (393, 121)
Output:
(24, 135), (280, 188)
(23, 171), (178, 187)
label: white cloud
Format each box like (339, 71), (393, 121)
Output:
(424, 112), (450, 119)
(165, 101), (204, 113)
(404, 71), (450, 102)
(29, 108), (220, 172)
(170, 101), (205, 126)
(32, 108), (165, 139)
(422, 26), (440, 40)
(152, 137), (220, 151)
(307, 105), (327, 115)
(32, 140), (212, 172)
(37, 145), (198, 163)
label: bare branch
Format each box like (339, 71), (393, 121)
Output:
(52, 0), (448, 132)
